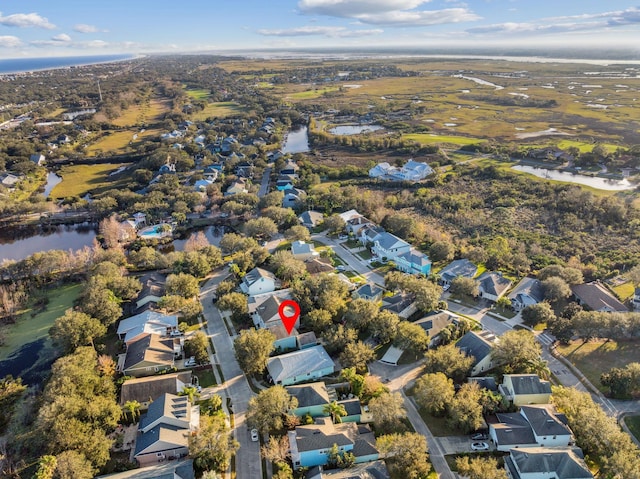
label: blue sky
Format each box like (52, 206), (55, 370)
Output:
(0, 1), (639, 57)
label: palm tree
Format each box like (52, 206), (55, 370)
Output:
(123, 400), (141, 422)
(322, 401), (347, 424)
(179, 385), (201, 404)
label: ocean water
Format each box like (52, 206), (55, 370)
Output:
(0, 54), (135, 74)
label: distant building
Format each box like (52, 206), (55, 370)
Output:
(371, 232), (411, 260)
(30, 154), (46, 166)
(353, 283), (384, 302)
(117, 310), (178, 344)
(395, 248), (432, 276)
(369, 159), (433, 182)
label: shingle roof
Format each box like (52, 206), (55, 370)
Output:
(286, 382), (331, 409)
(294, 419), (356, 452)
(267, 345), (335, 384)
(338, 398), (362, 416)
(299, 210), (324, 226)
(520, 405), (572, 437)
(439, 259), (478, 282)
(504, 374), (551, 396)
(139, 393), (191, 431)
(292, 240), (316, 255)
(478, 272), (512, 297)
(468, 376), (498, 392)
(397, 248), (431, 267)
(117, 311), (178, 341)
(509, 447), (593, 478)
(375, 232), (409, 251)
(493, 412), (537, 446)
(243, 267), (276, 286)
(134, 424), (188, 456)
(123, 334), (175, 370)
(355, 283), (384, 299)
(120, 372), (192, 405)
(381, 293), (416, 314)
(508, 277), (544, 304)
(414, 311), (458, 337)
(571, 282), (627, 312)
(297, 331), (318, 347)
(455, 330), (497, 366)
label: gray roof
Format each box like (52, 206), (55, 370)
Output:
(508, 447), (593, 478)
(139, 393), (191, 431)
(294, 418), (356, 452)
(520, 405), (572, 437)
(244, 267), (276, 286)
(455, 330), (497, 366)
(493, 412), (537, 446)
(96, 459), (195, 479)
(338, 398), (362, 416)
(414, 311), (457, 337)
(291, 240), (316, 255)
(508, 277), (544, 304)
(256, 295), (286, 324)
(118, 311), (178, 343)
(120, 372), (192, 405)
(267, 345), (335, 384)
(468, 376), (498, 392)
(381, 293), (415, 314)
(123, 334), (175, 370)
(355, 283), (384, 299)
(439, 259), (478, 282)
(375, 232), (409, 251)
(297, 331), (318, 347)
(478, 272), (512, 297)
(397, 248), (431, 267)
(286, 382), (331, 409)
(134, 423), (188, 456)
(504, 374), (551, 396)
(571, 282), (628, 312)
(299, 210), (324, 226)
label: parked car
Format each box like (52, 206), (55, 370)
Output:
(471, 433), (488, 440)
(336, 265), (346, 271)
(250, 428), (259, 442)
(338, 235), (348, 240)
(184, 356), (196, 367)
(471, 442), (489, 451)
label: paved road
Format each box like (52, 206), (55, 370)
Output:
(257, 167), (272, 197)
(200, 268), (262, 479)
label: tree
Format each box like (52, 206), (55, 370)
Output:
(323, 214), (346, 235)
(429, 240), (454, 262)
(234, 328), (275, 376)
(123, 400), (141, 422)
(343, 298), (379, 330)
(189, 414), (239, 473)
(284, 225), (310, 242)
(369, 392), (407, 433)
(455, 456), (508, 479)
(270, 250), (307, 283)
(49, 310), (106, 353)
(414, 372), (455, 416)
(185, 331), (210, 365)
(304, 308), (333, 333)
(53, 451), (94, 479)
(79, 283), (122, 327)
(368, 310), (400, 344)
(449, 276), (479, 297)
(216, 292), (248, 320)
(184, 231), (211, 252)
(341, 367), (366, 397)
(448, 382), (484, 433)
(247, 386), (298, 434)
(245, 217), (278, 240)
(34, 455), (57, 479)
(601, 363), (640, 399)
(541, 276), (571, 303)
(521, 302), (556, 327)
(424, 344), (473, 383)
(377, 432), (431, 479)
(166, 273), (200, 298)
(260, 435), (290, 465)
(179, 385), (201, 404)
(175, 251), (212, 278)
(492, 330), (543, 374)
(339, 341), (375, 373)
(323, 401), (347, 423)
(547, 314), (574, 344)
(394, 321), (430, 356)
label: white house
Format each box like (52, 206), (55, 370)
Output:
(193, 178), (214, 192)
(439, 259), (478, 286)
(267, 345), (335, 386)
(240, 267), (277, 296)
(117, 311), (178, 344)
(249, 289), (296, 329)
(369, 162), (396, 178)
(30, 154), (46, 166)
(282, 188), (306, 209)
(371, 232), (411, 260)
(369, 159), (433, 182)
(291, 240), (319, 261)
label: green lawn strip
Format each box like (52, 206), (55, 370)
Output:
(374, 342), (391, 360)
(357, 249), (373, 260)
(403, 133), (486, 146)
(194, 367), (217, 387)
(0, 283), (82, 360)
(611, 282), (635, 301)
(623, 414), (640, 443)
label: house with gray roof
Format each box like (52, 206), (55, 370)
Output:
(267, 345), (335, 386)
(249, 289), (295, 328)
(353, 283), (384, 302)
(358, 225), (385, 246)
(120, 371), (192, 407)
(371, 232), (411, 260)
(283, 188), (307, 208)
(134, 393), (199, 466)
(135, 272), (166, 313)
(505, 447), (593, 479)
(499, 374), (551, 406)
(299, 210), (324, 229)
(291, 240), (320, 261)
(117, 311), (178, 344)
(477, 271), (513, 303)
(455, 330), (499, 376)
(288, 417), (379, 470)
(438, 259), (478, 286)
(414, 310), (460, 346)
(120, 334), (178, 377)
(381, 292), (417, 319)
(508, 277), (544, 312)
(240, 267), (277, 296)
(320, 461), (390, 479)
(30, 154), (46, 166)
(395, 248), (432, 276)
(96, 459), (195, 479)
(468, 376), (498, 392)
(287, 381), (335, 417)
(571, 281), (627, 312)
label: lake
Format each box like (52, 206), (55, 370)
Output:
(282, 126), (310, 154)
(165, 225), (227, 252)
(43, 172), (62, 198)
(329, 124), (384, 135)
(512, 165), (636, 191)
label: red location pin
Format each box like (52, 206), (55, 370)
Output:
(278, 300), (300, 335)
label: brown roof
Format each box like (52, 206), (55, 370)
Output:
(124, 333), (175, 371)
(305, 257), (334, 275)
(571, 282), (627, 312)
(120, 372), (191, 405)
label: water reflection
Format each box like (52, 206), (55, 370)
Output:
(512, 165), (635, 191)
(282, 126), (310, 154)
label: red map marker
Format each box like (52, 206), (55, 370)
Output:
(278, 299), (300, 335)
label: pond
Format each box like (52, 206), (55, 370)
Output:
(42, 171), (62, 198)
(282, 126), (310, 154)
(0, 223), (97, 263)
(165, 225), (227, 252)
(329, 124), (384, 135)
(512, 165), (636, 191)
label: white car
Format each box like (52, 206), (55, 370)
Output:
(184, 356), (196, 367)
(250, 428), (259, 442)
(471, 442), (489, 451)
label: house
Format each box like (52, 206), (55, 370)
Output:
(133, 211), (147, 227)
(299, 210), (324, 229)
(381, 292), (417, 319)
(117, 311), (178, 344)
(288, 417), (379, 469)
(193, 178), (214, 192)
(455, 330), (499, 376)
(280, 160), (300, 176)
(249, 289), (296, 329)
(396, 159), (433, 181)
(414, 310), (459, 346)
(135, 272), (166, 312)
(344, 216), (374, 235)
(220, 136), (238, 153)
(30, 154), (46, 166)
(505, 447), (593, 479)
(395, 248), (432, 276)
(276, 176), (295, 191)
(508, 277), (544, 312)
(320, 461), (390, 479)
(267, 345), (335, 386)
(338, 398), (365, 423)
(353, 283), (384, 302)
(0, 172), (21, 188)
(371, 232), (411, 261)
(305, 257), (335, 275)
(134, 393), (199, 466)
(338, 209), (363, 224)
(571, 282), (628, 312)
(369, 162), (396, 179)
(268, 322), (298, 352)
(438, 259), (478, 286)
(291, 240), (319, 261)
(240, 267), (277, 296)
(120, 372), (192, 408)
(234, 161), (254, 178)
(633, 287), (640, 310)
(203, 166), (219, 180)
(287, 381), (334, 417)
(499, 374), (552, 406)
(297, 331), (318, 349)
(96, 459), (195, 479)
(224, 178), (248, 196)
(358, 225), (385, 245)
(477, 272), (513, 302)
(489, 404), (573, 452)
(468, 376), (498, 392)
(120, 334), (178, 377)
(283, 188), (307, 208)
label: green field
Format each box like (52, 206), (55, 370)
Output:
(110, 99), (169, 127)
(184, 88), (211, 100)
(287, 87), (340, 100)
(85, 128), (160, 155)
(555, 140), (621, 153)
(190, 101), (246, 121)
(556, 339), (640, 393)
(403, 133), (486, 146)
(611, 282), (635, 301)
(51, 163), (129, 198)
(0, 283), (82, 360)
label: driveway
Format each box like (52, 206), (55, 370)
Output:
(257, 167), (271, 197)
(200, 268), (262, 479)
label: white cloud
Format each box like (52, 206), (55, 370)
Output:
(298, 0), (430, 17)
(0, 35), (22, 47)
(86, 40), (109, 48)
(51, 33), (71, 42)
(356, 8), (480, 26)
(259, 25), (383, 37)
(73, 23), (107, 33)
(0, 12), (55, 29)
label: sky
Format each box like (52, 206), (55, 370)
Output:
(0, 1), (639, 57)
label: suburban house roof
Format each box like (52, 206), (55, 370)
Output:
(267, 345), (335, 384)
(508, 277), (544, 308)
(291, 240), (317, 256)
(243, 267), (276, 286)
(286, 382), (331, 409)
(439, 259), (478, 282)
(320, 461), (390, 479)
(305, 257), (334, 275)
(140, 394), (193, 433)
(96, 459), (195, 479)
(297, 331), (318, 348)
(477, 272), (512, 297)
(354, 283), (384, 299)
(338, 398), (362, 417)
(299, 210), (324, 227)
(120, 372), (192, 405)
(267, 322), (298, 340)
(374, 232), (410, 251)
(292, 417), (356, 452)
(414, 310), (458, 337)
(455, 330), (497, 367)
(123, 333), (176, 371)
(571, 282), (628, 312)
(117, 311), (178, 343)
(506, 447), (593, 479)
(468, 377), (498, 392)
(397, 248), (431, 268)
(381, 292), (416, 315)
(137, 272), (166, 300)
(338, 209), (362, 222)
(520, 405), (572, 438)
(359, 225), (385, 243)
(492, 412), (538, 446)
(503, 374), (551, 396)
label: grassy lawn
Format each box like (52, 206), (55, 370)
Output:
(611, 281), (635, 301)
(0, 283), (82, 360)
(190, 102), (246, 121)
(287, 87), (340, 100)
(492, 306), (517, 319)
(51, 163), (129, 198)
(403, 133), (485, 146)
(110, 99), (168, 127)
(184, 88), (211, 100)
(85, 128), (160, 155)
(357, 249), (373, 260)
(555, 339), (640, 393)
(624, 414), (640, 443)
(194, 366), (217, 387)
(416, 406), (461, 437)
